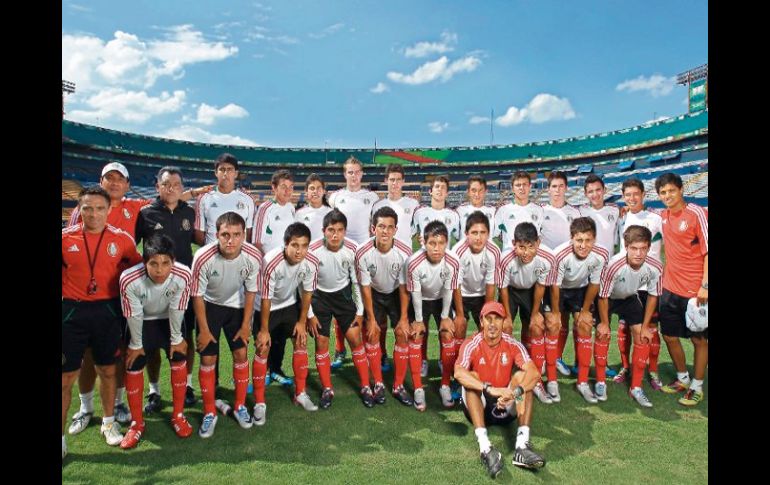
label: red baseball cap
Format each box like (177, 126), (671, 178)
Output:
(480, 301), (506, 320)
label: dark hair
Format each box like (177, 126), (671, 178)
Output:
(272, 169), (294, 187)
(547, 170), (568, 186)
(143, 234), (176, 262)
(323, 208), (348, 230)
(465, 211), (490, 233)
(514, 222), (539, 243)
(423, 220), (448, 242)
(306, 173), (325, 188)
(432, 175), (450, 190)
(583, 174), (605, 190)
(215, 153), (238, 171)
(284, 222), (312, 245)
(215, 211), (246, 232)
(654, 172), (683, 193)
(156, 166), (184, 185)
(371, 206), (398, 227)
(294, 174), (330, 210)
(385, 164), (405, 178)
(467, 175), (487, 189)
(78, 186), (110, 206)
(511, 171), (531, 183)
(570, 216), (596, 238)
(623, 225), (652, 247)
(621, 177), (645, 194)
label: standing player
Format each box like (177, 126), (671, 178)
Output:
(455, 301), (546, 476)
(190, 212), (262, 437)
(118, 234), (195, 448)
(548, 217), (609, 403)
(494, 171), (544, 252)
(62, 187), (143, 458)
(456, 176), (497, 237)
(579, 174), (619, 255)
(654, 173), (708, 406)
(295, 173), (332, 241)
(597, 226), (663, 407)
(407, 221), (464, 409)
(371, 164), (419, 246)
(356, 207), (415, 406)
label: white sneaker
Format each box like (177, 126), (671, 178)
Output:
(546, 381), (561, 403)
(555, 358), (572, 376)
(421, 359), (429, 377)
(630, 387), (653, 408)
(439, 385), (454, 408)
(62, 438), (67, 460)
(414, 388), (426, 412)
(294, 392), (318, 411)
(100, 421), (123, 446)
(594, 381), (608, 402)
(114, 402), (132, 424)
(198, 413), (218, 438)
(576, 382), (598, 404)
(68, 410), (93, 435)
(234, 405), (253, 429)
(253, 403), (267, 426)
(533, 382), (553, 404)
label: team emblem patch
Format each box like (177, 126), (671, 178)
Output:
(275, 215), (281, 221)
(508, 214), (515, 219)
(534, 267), (545, 277)
(107, 242), (118, 257)
(445, 217), (452, 225)
(364, 199), (371, 205)
(211, 270), (220, 277)
(390, 262), (401, 277)
(304, 216), (310, 222)
(480, 260), (487, 270)
(640, 275), (650, 286)
(440, 269), (450, 280)
(608, 214), (615, 222)
(544, 215), (550, 221)
(237, 201), (245, 210)
(501, 353), (508, 365)
(532, 214), (538, 221)
(588, 264), (598, 273)
(240, 267), (250, 279)
(567, 215), (574, 222)
(164, 284), (178, 299)
(182, 219), (191, 231)
(342, 260), (349, 269)
(211, 202), (218, 208)
(678, 220), (689, 232)
(405, 208), (411, 214)
(298, 270), (307, 281)
(123, 208), (131, 219)
(368, 263), (377, 277)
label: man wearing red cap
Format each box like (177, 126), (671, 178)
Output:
(455, 301), (545, 477)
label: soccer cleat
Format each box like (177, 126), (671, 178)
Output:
(605, 367), (618, 378)
(629, 387), (653, 408)
(198, 413), (218, 438)
(480, 446), (504, 478)
(648, 372), (664, 391)
(184, 386), (197, 406)
(360, 386), (375, 408)
(421, 359), (429, 377)
(612, 367), (629, 384)
(414, 388), (426, 412)
(234, 405), (253, 429)
(319, 387), (335, 409)
(381, 355), (392, 373)
(392, 385), (414, 406)
(100, 421), (124, 446)
(450, 379), (462, 401)
(533, 381), (553, 404)
(294, 392), (319, 411)
(68, 411), (93, 435)
(439, 385), (455, 408)
(144, 393), (162, 414)
(373, 382), (387, 405)
(331, 350), (346, 370)
(253, 403), (267, 426)
(265, 373), (272, 386)
(555, 358), (572, 376)
(678, 388), (704, 407)
(171, 413), (193, 438)
(576, 382), (598, 404)
(270, 371), (294, 387)
(594, 381), (608, 402)
(546, 381), (561, 403)
(120, 421), (144, 450)
(512, 442), (546, 469)
(661, 379), (690, 394)
(114, 402), (132, 424)
(569, 364), (579, 376)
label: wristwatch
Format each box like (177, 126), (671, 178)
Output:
(701, 283), (708, 290)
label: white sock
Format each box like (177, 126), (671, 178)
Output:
(102, 416), (115, 426)
(62, 435), (66, 446)
(186, 374), (193, 387)
(79, 391), (94, 413)
(676, 372), (690, 383)
(114, 387), (125, 404)
(689, 379), (703, 393)
(475, 428), (491, 454)
(149, 382), (160, 395)
(516, 426), (530, 449)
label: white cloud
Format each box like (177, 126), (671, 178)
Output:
(191, 103), (249, 125)
(428, 121), (449, 133)
(69, 89), (186, 124)
(370, 82), (389, 94)
(69, 3), (92, 12)
(386, 55), (481, 85)
(404, 31), (457, 58)
(308, 22), (345, 39)
(469, 116), (490, 124)
(495, 93), (576, 126)
(161, 125), (260, 146)
(616, 74), (677, 97)
(244, 27), (299, 44)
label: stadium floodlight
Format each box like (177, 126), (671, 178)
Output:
(62, 80), (76, 94)
(676, 64), (707, 85)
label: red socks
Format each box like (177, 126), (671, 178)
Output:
(351, 346), (370, 388)
(199, 364), (216, 415)
(576, 336), (593, 384)
(631, 341), (651, 389)
(233, 361), (249, 409)
(593, 337), (610, 382)
(393, 344), (409, 389)
(125, 369), (144, 426)
(365, 343), (384, 384)
(252, 356), (267, 403)
(409, 342), (423, 389)
(292, 349), (309, 396)
(170, 361), (187, 416)
(440, 339), (457, 386)
(315, 351), (332, 389)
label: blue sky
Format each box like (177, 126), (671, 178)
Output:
(62, 0), (708, 149)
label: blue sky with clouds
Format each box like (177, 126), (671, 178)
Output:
(62, 0), (707, 149)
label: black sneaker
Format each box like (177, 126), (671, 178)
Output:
(392, 385), (414, 406)
(512, 442), (546, 469)
(361, 386), (375, 408)
(319, 387), (334, 409)
(481, 446), (504, 478)
(184, 386), (197, 406)
(144, 392), (162, 414)
(373, 382), (386, 405)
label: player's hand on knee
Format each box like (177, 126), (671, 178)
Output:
(197, 330), (216, 352)
(596, 322), (611, 341)
(294, 322), (308, 347)
(256, 329), (271, 352)
(440, 317), (455, 335)
(411, 321), (426, 340)
(307, 316), (321, 338)
(233, 325), (251, 346)
(125, 347), (145, 369)
(170, 340), (187, 357)
(366, 320), (380, 343)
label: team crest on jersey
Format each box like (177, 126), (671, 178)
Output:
(139, 292), (146, 303)
(237, 201), (245, 210)
(298, 270), (307, 281)
(364, 199), (371, 205)
(532, 214), (538, 221)
(238, 266), (250, 280)
(164, 284), (178, 299)
(608, 214), (615, 222)
(342, 260), (349, 269)
(640, 274), (650, 286)
(534, 267), (545, 277)
(501, 353), (508, 365)
(678, 220), (689, 232)
(276, 273), (284, 280)
(390, 262), (401, 277)
(445, 217), (452, 225)
(123, 208), (131, 219)
(480, 260), (487, 270)
(440, 268), (450, 280)
(567, 215), (574, 222)
(405, 208), (411, 214)
(107, 242), (118, 257)
(182, 219), (191, 231)
(588, 263), (598, 273)
(368, 263), (377, 277)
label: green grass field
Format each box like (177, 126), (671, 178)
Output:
(63, 314), (707, 485)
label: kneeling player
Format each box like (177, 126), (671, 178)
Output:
(119, 234), (195, 448)
(455, 301), (545, 477)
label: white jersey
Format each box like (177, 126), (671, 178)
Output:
(618, 210), (664, 259)
(119, 261), (192, 349)
(191, 242), (262, 309)
(412, 205), (461, 242)
(295, 205), (332, 241)
(261, 247), (319, 311)
(194, 187), (256, 244)
(499, 246), (554, 290)
(493, 202), (544, 251)
(371, 196), (419, 245)
(308, 237), (363, 315)
(453, 239), (501, 297)
(328, 188), (380, 244)
(456, 203), (497, 238)
(355, 237), (412, 294)
(540, 203), (581, 250)
(599, 253), (663, 300)
(579, 204), (620, 255)
(549, 241), (609, 289)
(252, 199), (296, 254)
(406, 249), (462, 300)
